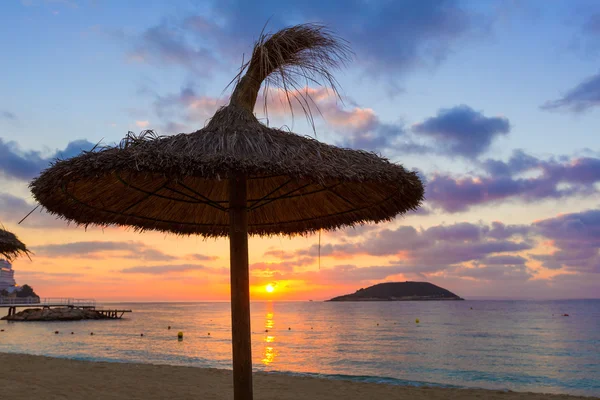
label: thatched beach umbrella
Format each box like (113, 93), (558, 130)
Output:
(0, 227), (30, 261)
(30, 24), (424, 400)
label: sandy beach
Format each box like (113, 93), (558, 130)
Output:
(0, 353), (595, 400)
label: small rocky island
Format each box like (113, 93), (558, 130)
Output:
(328, 281), (464, 301)
(2, 308), (112, 321)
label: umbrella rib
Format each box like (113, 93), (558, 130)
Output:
(116, 172), (195, 203)
(250, 182), (346, 211)
(163, 185), (206, 202)
(61, 182), (223, 226)
(119, 181), (169, 214)
(60, 182), (398, 229)
(176, 182), (229, 212)
(252, 184), (340, 204)
(115, 172), (228, 208)
(249, 182), (313, 211)
(247, 178), (293, 208)
(322, 184), (356, 208)
(163, 186), (228, 211)
(252, 192), (397, 226)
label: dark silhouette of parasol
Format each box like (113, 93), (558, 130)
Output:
(30, 24), (424, 400)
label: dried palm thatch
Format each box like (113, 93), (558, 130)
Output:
(29, 124), (422, 236)
(30, 25), (424, 237)
(29, 23), (424, 400)
(0, 227), (30, 261)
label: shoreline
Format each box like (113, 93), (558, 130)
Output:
(0, 352), (596, 400)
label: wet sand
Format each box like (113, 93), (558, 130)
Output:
(0, 353), (595, 400)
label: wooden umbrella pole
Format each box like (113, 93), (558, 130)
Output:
(229, 173), (253, 400)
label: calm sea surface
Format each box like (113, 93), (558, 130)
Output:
(1, 300), (599, 397)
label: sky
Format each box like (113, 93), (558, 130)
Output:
(1, 0), (600, 301)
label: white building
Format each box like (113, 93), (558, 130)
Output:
(0, 259), (17, 292)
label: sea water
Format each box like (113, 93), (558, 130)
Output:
(1, 300), (599, 397)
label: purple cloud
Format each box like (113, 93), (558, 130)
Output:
(532, 209), (600, 273)
(282, 221), (532, 274)
(487, 221), (530, 240)
(120, 264), (216, 274)
(482, 149), (539, 177)
(541, 71), (600, 112)
(259, 209), (600, 287)
(213, 0), (480, 76)
(427, 151), (600, 213)
(31, 240), (221, 264)
(0, 138), (94, 181)
(424, 222), (484, 242)
(129, 0), (485, 81)
(1, 110), (17, 120)
(582, 12), (600, 36)
(263, 249), (298, 260)
(426, 174), (520, 212)
(33, 241), (177, 261)
(337, 121), (407, 153)
(294, 264), (407, 285)
(187, 253), (219, 261)
(129, 22), (218, 75)
(479, 255), (527, 265)
(339, 224), (380, 237)
(412, 105), (510, 158)
(410, 240), (531, 266)
(449, 264), (534, 281)
(257, 221), (537, 287)
(0, 193), (67, 228)
(152, 84), (220, 125)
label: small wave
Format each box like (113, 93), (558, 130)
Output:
(263, 370), (463, 389)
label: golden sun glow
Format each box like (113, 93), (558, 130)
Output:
(265, 284), (275, 293)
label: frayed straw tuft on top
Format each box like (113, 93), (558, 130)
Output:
(229, 23), (351, 127)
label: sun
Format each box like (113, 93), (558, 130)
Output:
(265, 284), (275, 293)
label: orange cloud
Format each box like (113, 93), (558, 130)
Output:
(135, 120), (150, 128)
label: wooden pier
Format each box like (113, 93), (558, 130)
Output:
(0, 297), (132, 319)
(96, 309), (131, 319)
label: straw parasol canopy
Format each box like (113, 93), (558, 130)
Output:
(0, 227), (30, 261)
(30, 24), (424, 400)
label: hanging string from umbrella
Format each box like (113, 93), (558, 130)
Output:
(318, 229), (322, 270)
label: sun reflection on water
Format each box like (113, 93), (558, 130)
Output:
(262, 303), (278, 365)
(265, 313), (274, 329)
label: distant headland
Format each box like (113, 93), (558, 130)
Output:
(328, 282), (464, 301)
